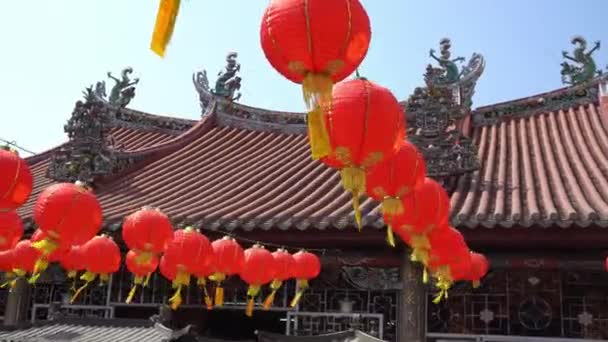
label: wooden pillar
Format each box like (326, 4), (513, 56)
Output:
(4, 278), (30, 326)
(397, 251), (426, 342)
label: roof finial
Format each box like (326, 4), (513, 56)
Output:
(560, 36), (601, 85)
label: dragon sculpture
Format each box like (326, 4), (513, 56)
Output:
(193, 52), (243, 105)
(561, 36), (601, 85)
(93, 67), (139, 107)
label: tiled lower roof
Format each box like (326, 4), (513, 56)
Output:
(0, 319), (167, 342)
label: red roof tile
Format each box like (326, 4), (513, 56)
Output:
(18, 84), (608, 231)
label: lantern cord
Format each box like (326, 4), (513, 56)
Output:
(0, 137), (36, 155)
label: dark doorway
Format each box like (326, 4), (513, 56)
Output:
(203, 309), (286, 340)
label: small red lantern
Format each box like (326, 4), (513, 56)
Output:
(59, 245), (85, 286)
(33, 182), (102, 263)
(263, 249), (295, 309)
(290, 250), (321, 307)
(163, 227), (213, 309)
(321, 78), (405, 228)
(122, 207), (173, 262)
(71, 235), (121, 303)
(427, 227), (470, 303)
(467, 252), (489, 288)
(367, 142), (426, 246)
(12, 240), (39, 277)
(394, 177), (450, 236)
(260, 0), (371, 159)
(240, 244), (276, 316)
(0, 211), (23, 251)
(209, 236), (244, 307)
(0, 148), (33, 211)
(125, 250), (159, 304)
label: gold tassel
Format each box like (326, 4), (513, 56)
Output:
(150, 0), (181, 57)
(126, 275), (144, 304)
(246, 297), (255, 317)
(209, 272), (226, 307)
(289, 279), (309, 308)
(197, 277), (212, 309)
(301, 72), (333, 110)
(263, 280), (283, 310)
(340, 167), (366, 230)
(245, 285), (261, 317)
(169, 285), (183, 310)
(422, 268), (429, 284)
(386, 225), (396, 247)
(143, 273), (152, 287)
(31, 238), (59, 256)
(169, 270), (190, 310)
(306, 106), (331, 160)
(29, 258), (50, 284)
(381, 197), (404, 216)
(472, 280), (480, 288)
(70, 271), (97, 303)
(432, 278), (452, 304)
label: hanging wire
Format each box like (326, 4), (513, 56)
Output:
(0, 137), (36, 155)
(196, 226), (330, 255)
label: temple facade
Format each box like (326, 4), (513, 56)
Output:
(3, 38), (608, 341)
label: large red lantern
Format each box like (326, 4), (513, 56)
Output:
(0, 211), (23, 251)
(427, 227), (470, 303)
(0, 148), (33, 211)
(260, 0), (371, 160)
(263, 248), (295, 309)
(240, 244), (276, 316)
(71, 235), (121, 303)
(209, 236), (244, 307)
(33, 182), (102, 258)
(322, 78), (405, 228)
(125, 250), (159, 304)
(163, 227), (213, 309)
(122, 207), (173, 262)
(367, 142), (426, 246)
(394, 177), (450, 236)
(290, 250), (321, 307)
(0, 250), (13, 273)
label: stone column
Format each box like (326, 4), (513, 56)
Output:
(397, 251), (427, 342)
(4, 278), (30, 326)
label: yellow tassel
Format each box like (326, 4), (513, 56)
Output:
(70, 273), (96, 304)
(423, 268), (429, 284)
(410, 234), (431, 250)
(340, 167), (366, 230)
(301, 72), (333, 110)
(126, 285), (138, 304)
(143, 273), (152, 287)
(306, 106), (331, 160)
(150, 0), (181, 57)
(169, 285), (183, 310)
(386, 225), (396, 247)
(263, 280), (282, 310)
(472, 280), (480, 288)
(32, 238), (59, 257)
(381, 197), (404, 216)
(410, 248), (429, 266)
(215, 286), (224, 307)
(197, 277), (213, 309)
(99, 273), (110, 284)
(29, 258), (50, 284)
(432, 278), (452, 304)
(246, 285), (261, 315)
(67, 270), (77, 279)
(246, 297), (255, 317)
(289, 279), (309, 308)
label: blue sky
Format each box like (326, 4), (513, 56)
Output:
(1, 0), (607, 154)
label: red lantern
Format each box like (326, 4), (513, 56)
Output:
(12, 240), (39, 276)
(427, 227), (469, 303)
(290, 250), (321, 307)
(159, 255), (176, 282)
(240, 244), (276, 316)
(260, 0), (371, 159)
(394, 177), (450, 236)
(0, 148), (33, 211)
(71, 235), (121, 303)
(59, 245), (85, 282)
(0, 211), (23, 251)
(122, 207), (173, 262)
(163, 227), (213, 309)
(0, 250), (13, 273)
(263, 249), (295, 309)
(209, 236), (244, 307)
(321, 78), (405, 228)
(367, 142), (426, 246)
(125, 250), (159, 304)
(467, 252), (489, 288)
(32, 229), (69, 263)
(32, 182), (102, 266)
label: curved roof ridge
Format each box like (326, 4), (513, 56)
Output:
(472, 75), (607, 127)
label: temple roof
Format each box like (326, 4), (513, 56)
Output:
(17, 73), (608, 232)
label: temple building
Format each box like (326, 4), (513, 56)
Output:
(2, 37), (608, 342)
